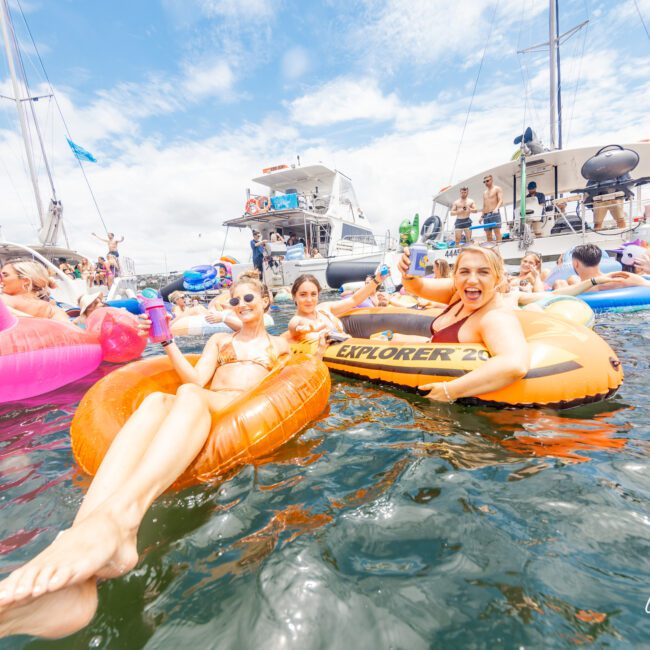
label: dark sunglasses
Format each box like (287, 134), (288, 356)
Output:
(483, 179), (491, 184)
(229, 293), (255, 307)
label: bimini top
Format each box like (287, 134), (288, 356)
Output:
(434, 141), (650, 208)
(251, 164), (337, 194)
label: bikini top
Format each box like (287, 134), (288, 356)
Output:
(430, 301), (475, 343)
(215, 333), (285, 372)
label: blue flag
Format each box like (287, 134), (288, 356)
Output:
(66, 137), (97, 163)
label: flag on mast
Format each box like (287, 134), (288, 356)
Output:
(66, 137), (97, 163)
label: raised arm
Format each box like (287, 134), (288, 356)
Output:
(421, 309), (528, 401)
(91, 232), (108, 243)
(327, 270), (383, 317)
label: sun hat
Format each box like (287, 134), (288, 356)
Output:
(78, 291), (103, 316)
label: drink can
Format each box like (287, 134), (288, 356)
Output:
(408, 244), (429, 277)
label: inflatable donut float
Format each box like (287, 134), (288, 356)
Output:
(323, 307), (622, 409)
(170, 312), (274, 337)
(71, 351), (330, 489)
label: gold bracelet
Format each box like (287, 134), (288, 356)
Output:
(442, 382), (455, 403)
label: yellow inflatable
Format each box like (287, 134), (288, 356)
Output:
(325, 308), (622, 409)
(71, 350), (330, 489)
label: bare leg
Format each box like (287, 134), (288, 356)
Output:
(495, 227), (502, 243)
(75, 392), (174, 523)
(0, 580), (97, 639)
(0, 384), (235, 607)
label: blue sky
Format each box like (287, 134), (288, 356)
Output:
(0, 0), (649, 271)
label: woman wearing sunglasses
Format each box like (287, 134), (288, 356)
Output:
(0, 275), (292, 639)
(288, 269), (384, 341)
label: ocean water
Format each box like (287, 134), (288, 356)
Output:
(1, 305), (649, 649)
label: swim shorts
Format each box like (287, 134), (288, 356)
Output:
(482, 212), (501, 227)
(109, 250), (120, 258)
(454, 218), (472, 230)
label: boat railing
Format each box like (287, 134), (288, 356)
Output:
(335, 234), (392, 257)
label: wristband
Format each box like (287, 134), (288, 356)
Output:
(371, 276), (381, 286)
(591, 277), (598, 286)
(161, 339), (174, 347)
(442, 382), (455, 403)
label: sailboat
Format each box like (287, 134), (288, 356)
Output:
(425, 0), (650, 267)
(0, 0), (135, 304)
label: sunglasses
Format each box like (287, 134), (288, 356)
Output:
(229, 293), (255, 307)
(483, 179), (491, 184)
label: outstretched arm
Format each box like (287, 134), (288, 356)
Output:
(91, 232), (108, 243)
(420, 310), (529, 401)
(327, 270), (383, 317)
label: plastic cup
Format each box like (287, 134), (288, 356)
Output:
(142, 297), (172, 343)
(408, 244), (429, 277)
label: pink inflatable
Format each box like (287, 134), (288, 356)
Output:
(0, 301), (145, 404)
(86, 307), (146, 363)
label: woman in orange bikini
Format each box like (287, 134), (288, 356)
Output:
(396, 246), (529, 403)
(0, 275), (291, 640)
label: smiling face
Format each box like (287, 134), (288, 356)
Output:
(229, 282), (266, 323)
(0, 264), (27, 295)
(520, 254), (541, 275)
(454, 251), (500, 310)
(293, 280), (320, 316)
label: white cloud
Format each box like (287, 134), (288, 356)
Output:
(181, 59), (235, 99)
(281, 47), (310, 81)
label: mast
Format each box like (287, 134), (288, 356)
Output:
(549, 0), (558, 150)
(0, 0), (45, 228)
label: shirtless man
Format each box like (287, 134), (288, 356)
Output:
(450, 186), (477, 246)
(91, 232), (124, 261)
(480, 175), (504, 243)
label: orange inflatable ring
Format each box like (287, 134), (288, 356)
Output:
(324, 307), (623, 409)
(71, 353), (330, 489)
(220, 256), (239, 265)
(257, 196), (270, 213)
(245, 197), (260, 215)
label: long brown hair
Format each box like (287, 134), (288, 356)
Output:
(291, 274), (321, 298)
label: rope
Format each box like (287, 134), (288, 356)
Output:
(16, 0), (110, 236)
(633, 0), (650, 42)
(448, 0), (500, 185)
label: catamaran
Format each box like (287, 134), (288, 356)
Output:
(0, 0), (136, 304)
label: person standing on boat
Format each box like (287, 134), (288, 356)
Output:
(524, 182), (546, 236)
(250, 230), (266, 276)
(479, 175), (503, 243)
(451, 187), (477, 246)
(92, 232), (124, 261)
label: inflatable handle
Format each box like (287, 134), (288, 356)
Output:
(595, 144), (624, 156)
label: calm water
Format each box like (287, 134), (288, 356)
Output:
(1, 304), (649, 649)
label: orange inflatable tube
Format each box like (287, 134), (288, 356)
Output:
(71, 352), (330, 489)
(325, 308), (623, 409)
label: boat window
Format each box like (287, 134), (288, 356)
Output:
(342, 224), (376, 245)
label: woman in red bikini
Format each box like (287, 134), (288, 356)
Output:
(0, 274), (291, 640)
(397, 245), (529, 403)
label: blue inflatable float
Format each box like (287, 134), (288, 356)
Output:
(577, 284), (650, 312)
(183, 265), (219, 292)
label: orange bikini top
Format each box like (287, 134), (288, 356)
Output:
(215, 333), (286, 372)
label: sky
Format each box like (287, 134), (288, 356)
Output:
(0, 0), (648, 273)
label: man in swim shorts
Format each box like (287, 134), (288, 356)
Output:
(480, 175), (504, 243)
(451, 187), (477, 246)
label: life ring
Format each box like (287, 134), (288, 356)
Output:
(257, 196), (270, 213)
(324, 307), (622, 409)
(577, 285), (650, 312)
(245, 197), (260, 215)
(527, 294), (595, 328)
(183, 265), (219, 292)
(70, 351), (330, 489)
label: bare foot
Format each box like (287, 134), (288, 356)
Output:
(0, 579), (98, 639)
(0, 509), (138, 606)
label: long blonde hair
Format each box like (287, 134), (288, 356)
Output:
(5, 259), (57, 300)
(231, 271), (271, 312)
(453, 246), (506, 291)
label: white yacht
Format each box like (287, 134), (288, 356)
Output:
(0, 0), (136, 305)
(427, 141), (650, 266)
(222, 163), (390, 289)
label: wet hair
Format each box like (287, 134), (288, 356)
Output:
(291, 274), (321, 298)
(571, 244), (602, 268)
(231, 271), (271, 312)
(433, 258), (451, 278)
(454, 245), (506, 290)
(4, 259), (57, 299)
(521, 250), (542, 271)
